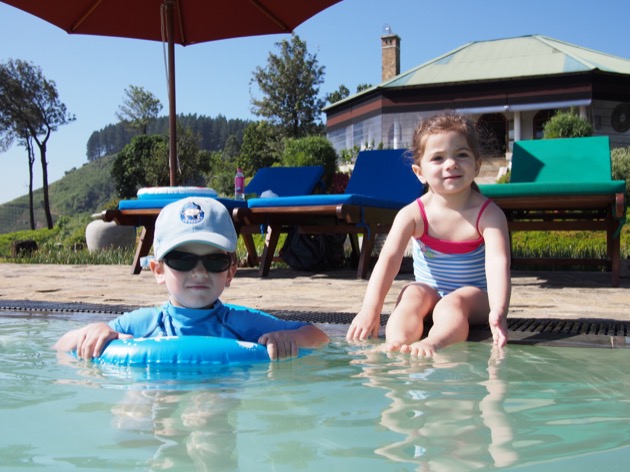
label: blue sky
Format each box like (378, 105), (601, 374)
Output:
(1, 0), (628, 205)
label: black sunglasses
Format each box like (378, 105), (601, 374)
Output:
(163, 250), (232, 273)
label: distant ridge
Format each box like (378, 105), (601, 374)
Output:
(0, 155), (117, 234)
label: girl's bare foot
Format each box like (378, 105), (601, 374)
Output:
(398, 340), (438, 357)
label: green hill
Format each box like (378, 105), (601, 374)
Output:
(0, 155), (117, 234)
(0, 113), (252, 234)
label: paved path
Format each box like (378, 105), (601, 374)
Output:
(2, 263), (628, 322)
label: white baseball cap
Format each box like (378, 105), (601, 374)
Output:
(153, 197), (238, 260)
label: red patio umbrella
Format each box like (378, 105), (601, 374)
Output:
(1, 0), (341, 185)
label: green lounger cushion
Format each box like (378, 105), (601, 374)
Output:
(510, 136), (613, 184)
(480, 136), (626, 198)
(479, 180), (625, 198)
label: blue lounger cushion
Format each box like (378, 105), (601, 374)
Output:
(118, 197), (247, 210)
(119, 185), (248, 210)
(247, 193), (407, 209)
(118, 166), (325, 211)
(245, 166), (324, 197)
(248, 149), (423, 210)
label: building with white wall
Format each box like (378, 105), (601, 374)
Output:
(325, 35), (630, 156)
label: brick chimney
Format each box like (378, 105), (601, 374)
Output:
(381, 32), (401, 82)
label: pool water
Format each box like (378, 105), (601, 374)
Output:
(1, 313), (629, 471)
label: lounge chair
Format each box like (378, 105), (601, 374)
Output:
(232, 149), (425, 278)
(102, 166), (325, 274)
(231, 165), (326, 266)
(479, 136), (626, 287)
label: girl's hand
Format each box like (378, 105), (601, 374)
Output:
(488, 311), (508, 348)
(346, 310), (380, 341)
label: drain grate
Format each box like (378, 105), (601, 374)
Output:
(270, 311), (630, 348)
(2, 301), (628, 348)
(268, 310), (356, 325)
(270, 310), (629, 337)
(506, 317), (629, 337)
(0, 300), (132, 316)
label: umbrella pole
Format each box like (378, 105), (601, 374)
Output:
(165, 0), (178, 186)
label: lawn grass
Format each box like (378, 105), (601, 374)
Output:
(0, 229), (283, 267)
(1, 219), (628, 271)
(511, 229), (629, 260)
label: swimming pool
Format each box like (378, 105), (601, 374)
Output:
(1, 312), (629, 471)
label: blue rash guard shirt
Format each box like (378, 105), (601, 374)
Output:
(108, 300), (309, 342)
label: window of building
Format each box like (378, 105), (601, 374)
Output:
(477, 113), (507, 156)
(533, 109), (557, 139)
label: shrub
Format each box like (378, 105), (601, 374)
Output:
(112, 134), (168, 198)
(543, 110), (594, 139)
(329, 172), (350, 194)
(281, 136), (338, 187)
(0, 228), (59, 258)
(611, 146), (630, 200)
(338, 145), (360, 167)
(237, 121), (283, 177)
(206, 150), (238, 197)
(496, 170), (511, 184)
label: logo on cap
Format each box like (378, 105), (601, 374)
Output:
(180, 201), (205, 225)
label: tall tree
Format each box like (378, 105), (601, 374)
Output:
(111, 126), (212, 198)
(325, 84), (350, 105)
(326, 83), (372, 105)
(0, 59), (75, 229)
(0, 118), (37, 228)
(250, 34), (325, 138)
(22, 133), (36, 229)
(116, 85), (162, 135)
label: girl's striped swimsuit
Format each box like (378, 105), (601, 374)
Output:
(412, 198), (491, 296)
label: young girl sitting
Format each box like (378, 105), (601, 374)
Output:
(347, 111), (511, 356)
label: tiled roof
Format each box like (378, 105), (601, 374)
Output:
(325, 35), (630, 109)
(388, 35), (630, 87)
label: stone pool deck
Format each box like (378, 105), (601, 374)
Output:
(1, 263), (629, 348)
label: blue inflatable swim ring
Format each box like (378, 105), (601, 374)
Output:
(94, 336), (270, 366)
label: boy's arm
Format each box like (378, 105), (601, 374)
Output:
(258, 324), (329, 360)
(52, 322), (131, 360)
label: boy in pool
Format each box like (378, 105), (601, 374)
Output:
(53, 197), (329, 360)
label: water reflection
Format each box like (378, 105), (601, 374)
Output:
(3, 314), (630, 471)
(55, 348), (253, 471)
(355, 345), (517, 470)
(353, 343), (630, 470)
(112, 389), (239, 471)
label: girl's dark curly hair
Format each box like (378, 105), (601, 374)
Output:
(410, 111), (483, 192)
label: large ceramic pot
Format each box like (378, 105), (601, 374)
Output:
(85, 220), (135, 252)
